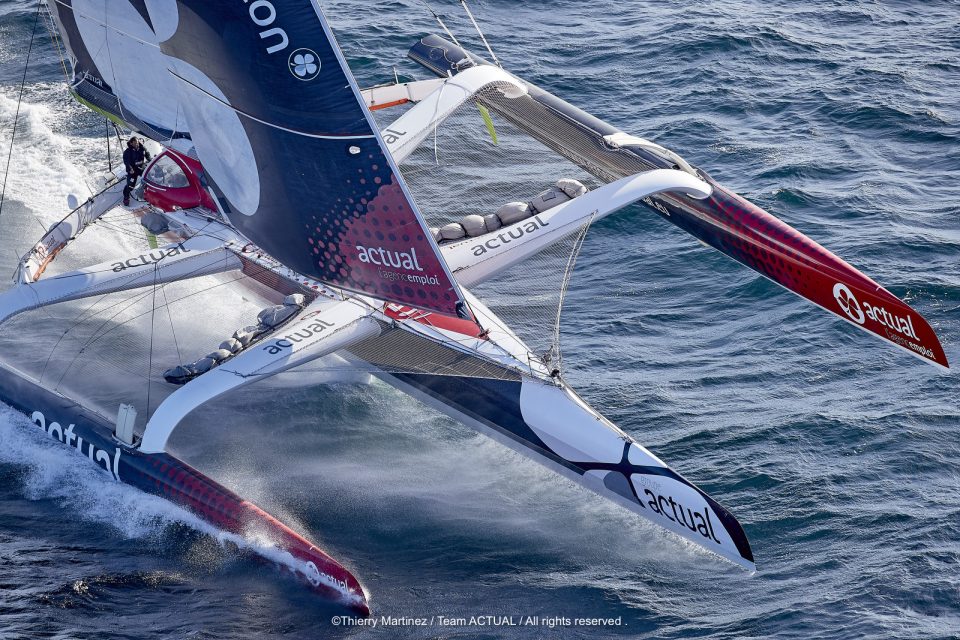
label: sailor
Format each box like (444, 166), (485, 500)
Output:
(122, 137), (152, 206)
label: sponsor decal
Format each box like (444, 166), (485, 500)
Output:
(31, 411), (121, 481)
(643, 197), (671, 217)
(356, 245), (424, 271)
(288, 48), (321, 81)
(35, 240), (52, 259)
(304, 560), (350, 594)
(261, 317), (336, 355)
(833, 282), (919, 340)
(376, 267), (440, 287)
(382, 128), (407, 145)
(639, 487), (721, 544)
(358, 244), (442, 287)
(111, 243), (191, 273)
(244, 0), (289, 54)
(81, 71), (104, 89)
(879, 324), (936, 360)
(469, 214), (551, 257)
(833, 283), (865, 325)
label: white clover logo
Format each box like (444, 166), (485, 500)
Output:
(293, 53), (316, 76)
(833, 283), (865, 325)
(288, 48), (321, 81)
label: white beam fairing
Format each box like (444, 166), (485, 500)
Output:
(138, 299), (380, 453)
(442, 169), (712, 286)
(0, 236), (239, 326)
(384, 65), (527, 163)
(602, 132), (699, 179)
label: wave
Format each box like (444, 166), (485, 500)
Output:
(0, 403), (343, 601)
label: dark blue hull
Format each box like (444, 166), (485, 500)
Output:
(0, 364), (369, 613)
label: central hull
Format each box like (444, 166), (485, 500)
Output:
(344, 323), (755, 570)
(378, 371), (754, 570)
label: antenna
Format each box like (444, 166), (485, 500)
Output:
(459, 0), (502, 68)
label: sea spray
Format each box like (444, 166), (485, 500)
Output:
(0, 89), (91, 217)
(0, 403), (352, 602)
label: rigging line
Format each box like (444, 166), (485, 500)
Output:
(51, 282), (158, 392)
(112, 122), (125, 150)
(159, 280), (183, 365)
(45, 250), (239, 386)
(38, 289), (117, 384)
(15, 226), (136, 377)
(0, 0), (44, 224)
(105, 119), (113, 173)
(40, 1), (70, 84)
(94, 213), (220, 245)
(36, 242), (273, 389)
(459, 0), (501, 68)
(171, 72), (376, 141)
(433, 80), (446, 164)
(146, 263), (158, 415)
(551, 216), (593, 373)
(54, 256), (289, 362)
(46, 252), (246, 391)
(49, 252), (236, 348)
(49, 0), (161, 50)
(99, 1), (126, 125)
(93, 227), (229, 252)
(419, 0), (463, 48)
(88, 221), (159, 243)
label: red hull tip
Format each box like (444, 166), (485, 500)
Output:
(705, 185), (949, 369)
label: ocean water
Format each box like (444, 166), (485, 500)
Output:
(0, 1), (958, 638)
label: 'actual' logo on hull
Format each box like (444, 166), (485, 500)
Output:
(833, 282), (918, 340)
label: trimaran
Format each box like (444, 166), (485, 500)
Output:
(0, 0), (948, 615)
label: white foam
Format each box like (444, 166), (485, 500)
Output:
(0, 403), (359, 604)
(0, 87), (94, 225)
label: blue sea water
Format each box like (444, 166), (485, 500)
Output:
(0, 1), (958, 638)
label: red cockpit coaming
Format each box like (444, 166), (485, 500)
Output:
(143, 149), (217, 213)
(384, 303), (486, 338)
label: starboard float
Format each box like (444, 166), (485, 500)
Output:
(0, 0), (948, 613)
